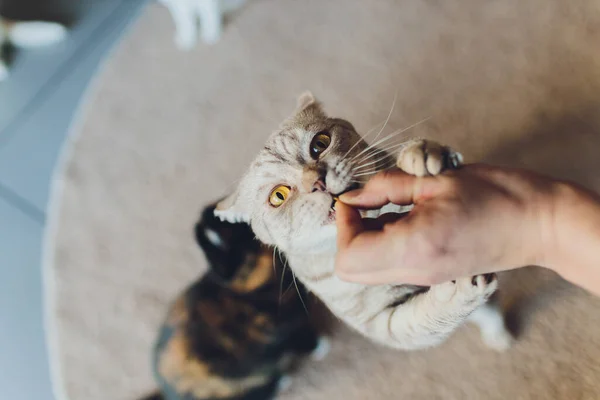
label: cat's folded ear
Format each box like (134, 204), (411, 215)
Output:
(297, 91), (316, 110)
(294, 91), (325, 118)
(215, 188), (251, 224)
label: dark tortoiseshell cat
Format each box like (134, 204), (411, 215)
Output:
(140, 203), (328, 400)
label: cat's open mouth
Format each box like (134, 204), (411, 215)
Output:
(325, 183), (359, 224)
(327, 208), (336, 224)
(327, 197), (338, 224)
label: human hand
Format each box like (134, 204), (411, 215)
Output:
(335, 164), (562, 286)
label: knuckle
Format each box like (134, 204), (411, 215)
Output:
(369, 169), (399, 189)
(416, 232), (449, 263)
(440, 175), (459, 192)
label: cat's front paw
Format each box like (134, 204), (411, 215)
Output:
(175, 32), (197, 50)
(396, 139), (463, 177)
(431, 274), (497, 307)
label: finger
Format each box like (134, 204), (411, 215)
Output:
(340, 170), (445, 208)
(336, 216), (411, 277)
(335, 228), (398, 276)
(337, 266), (446, 286)
(360, 212), (409, 231)
(335, 201), (365, 250)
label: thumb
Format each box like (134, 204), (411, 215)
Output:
(336, 201), (364, 250)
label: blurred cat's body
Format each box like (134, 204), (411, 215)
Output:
(158, 0), (246, 48)
(0, 17), (67, 81)
(140, 203), (327, 400)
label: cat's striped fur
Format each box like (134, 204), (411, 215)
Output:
(216, 92), (512, 351)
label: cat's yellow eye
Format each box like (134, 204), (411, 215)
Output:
(309, 131), (331, 159)
(269, 185), (291, 207)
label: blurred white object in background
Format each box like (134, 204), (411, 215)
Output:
(158, 0), (246, 49)
(0, 18), (68, 81)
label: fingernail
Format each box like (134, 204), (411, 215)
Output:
(340, 188), (363, 203)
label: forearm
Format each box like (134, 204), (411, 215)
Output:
(542, 181), (600, 296)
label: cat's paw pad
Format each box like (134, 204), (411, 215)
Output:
(310, 336), (331, 361)
(459, 274), (498, 303)
(430, 280), (459, 303)
(276, 375), (293, 393)
(396, 139), (462, 177)
(432, 275), (497, 305)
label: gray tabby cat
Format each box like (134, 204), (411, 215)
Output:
(216, 92), (512, 351)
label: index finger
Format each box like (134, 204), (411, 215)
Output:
(340, 170), (444, 209)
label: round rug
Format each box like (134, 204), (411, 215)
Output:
(46, 1), (600, 399)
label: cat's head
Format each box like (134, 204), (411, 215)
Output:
(215, 92), (376, 256)
(195, 202), (274, 292)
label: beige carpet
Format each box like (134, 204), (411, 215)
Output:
(46, 1), (600, 399)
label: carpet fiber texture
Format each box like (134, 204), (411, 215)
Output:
(47, 1), (600, 399)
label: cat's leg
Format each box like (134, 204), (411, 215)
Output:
(160, 0), (198, 50)
(363, 274), (497, 350)
(396, 138), (463, 176)
(221, 0), (247, 13)
(467, 301), (513, 351)
(194, 0), (222, 45)
(396, 140), (513, 351)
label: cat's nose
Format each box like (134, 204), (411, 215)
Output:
(312, 179), (327, 193)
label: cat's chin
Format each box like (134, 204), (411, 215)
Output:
(286, 225), (337, 256)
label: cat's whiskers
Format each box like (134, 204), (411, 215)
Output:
(370, 91), (398, 144)
(353, 169), (391, 178)
(339, 93), (398, 164)
(281, 279), (295, 297)
(276, 248), (299, 306)
(351, 160), (398, 180)
(351, 117), (431, 162)
(353, 140), (407, 167)
(278, 248), (288, 307)
(353, 142), (404, 172)
(351, 125), (418, 164)
(353, 151), (398, 173)
(292, 271), (309, 315)
(272, 246), (278, 276)
(340, 121), (385, 162)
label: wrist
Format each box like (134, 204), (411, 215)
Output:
(535, 181), (574, 272)
(539, 180), (600, 281)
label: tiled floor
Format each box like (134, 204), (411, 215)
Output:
(0, 1), (146, 398)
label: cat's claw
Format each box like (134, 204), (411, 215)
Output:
(397, 139), (462, 177)
(431, 274), (497, 306)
